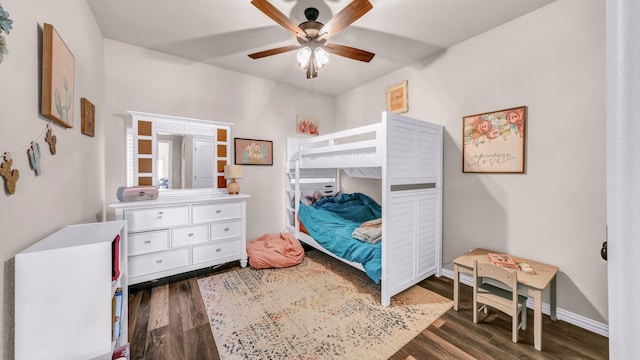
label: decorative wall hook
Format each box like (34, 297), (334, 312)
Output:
(0, 152), (19, 194)
(45, 124), (57, 154)
(27, 141), (42, 176)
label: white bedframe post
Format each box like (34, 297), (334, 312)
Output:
(294, 158), (301, 237)
(285, 138), (302, 238)
(380, 112), (390, 307)
(435, 125), (444, 277)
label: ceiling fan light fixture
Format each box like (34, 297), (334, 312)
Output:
(296, 46), (312, 70)
(314, 47), (329, 71)
(306, 60), (318, 80)
(249, 0), (375, 81)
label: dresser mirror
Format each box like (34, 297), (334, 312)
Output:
(128, 111), (232, 192)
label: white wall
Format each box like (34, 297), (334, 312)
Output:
(0, 0), (106, 356)
(336, 0), (607, 324)
(103, 40), (336, 241)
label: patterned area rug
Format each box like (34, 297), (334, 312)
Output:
(197, 250), (453, 360)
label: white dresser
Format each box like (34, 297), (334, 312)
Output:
(110, 191), (249, 285)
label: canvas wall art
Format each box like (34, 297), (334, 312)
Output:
(41, 23), (74, 128)
(462, 106), (526, 173)
(386, 80), (408, 114)
(296, 114), (319, 135)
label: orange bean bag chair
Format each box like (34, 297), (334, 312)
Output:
(246, 232), (305, 269)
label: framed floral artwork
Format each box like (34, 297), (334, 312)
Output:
(41, 23), (75, 128)
(234, 138), (273, 166)
(462, 106), (526, 173)
(296, 114), (319, 135)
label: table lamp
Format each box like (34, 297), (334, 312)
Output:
(224, 165), (243, 195)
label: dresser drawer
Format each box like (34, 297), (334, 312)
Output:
(125, 206), (189, 231)
(129, 230), (169, 256)
(211, 220), (242, 241)
(193, 240), (241, 264)
(172, 225), (208, 247)
(192, 203), (241, 223)
(128, 247), (190, 278)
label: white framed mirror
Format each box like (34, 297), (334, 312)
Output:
(127, 111), (233, 192)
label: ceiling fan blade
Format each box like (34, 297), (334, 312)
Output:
(251, 0), (307, 39)
(324, 43), (375, 62)
(248, 45), (301, 59)
(318, 0), (373, 41)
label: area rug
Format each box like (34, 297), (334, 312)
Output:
(197, 250), (453, 360)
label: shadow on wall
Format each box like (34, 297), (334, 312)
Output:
(4, 258), (15, 360)
(413, 48), (448, 70)
(555, 271), (608, 324)
(441, 130), (510, 267)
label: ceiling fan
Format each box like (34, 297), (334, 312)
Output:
(248, 0), (375, 80)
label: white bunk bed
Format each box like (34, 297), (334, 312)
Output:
(285, 111), (443, 306)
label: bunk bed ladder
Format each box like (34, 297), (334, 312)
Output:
(285, 138), (301, 238)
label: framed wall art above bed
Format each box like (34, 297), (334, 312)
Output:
(385, 80), (408, 114)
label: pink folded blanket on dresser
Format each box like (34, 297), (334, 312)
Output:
(246, 232), (305, 269)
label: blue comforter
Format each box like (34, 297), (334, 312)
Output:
(298, 193), (382, 283)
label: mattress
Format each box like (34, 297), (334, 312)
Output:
(297, 193), (382, 283)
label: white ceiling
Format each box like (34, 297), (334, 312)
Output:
(87, 0), (556, 96)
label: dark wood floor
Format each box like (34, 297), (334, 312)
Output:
(128, 261), (608, 360)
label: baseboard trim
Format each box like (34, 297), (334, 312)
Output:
(439, 269), (609, 337)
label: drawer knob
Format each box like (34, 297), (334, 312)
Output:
(157, 216), (163, 220)
(224, 228), (230, 232)
(215, 210), (222, 214)
(144, 240), (151, 244)
(156, 259), (163, 264)
(216, 248), (222, 252)
(157, 211), (164, 215)
(188, 233), (194, 237)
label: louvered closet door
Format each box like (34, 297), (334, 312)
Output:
(384, 189), (439, 296)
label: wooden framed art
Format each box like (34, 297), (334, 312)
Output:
(41, 23), (75, 128)
(234, 138), (273, 166)
(385, 80), (408, 114)
(80, 98), (95, 137)
(462, 106), (526, 173)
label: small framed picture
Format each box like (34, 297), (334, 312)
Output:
(234, 138), (273, 165)
(385, 80), (408, 114)
(80, 98), (95, 137)
(462, 106), (526, 173)
(296, 114), (319, 135)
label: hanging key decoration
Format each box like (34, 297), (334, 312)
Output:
(44, 123), (57, 155)
(27, 141), (42, 176)
(0, 152), (19, 194)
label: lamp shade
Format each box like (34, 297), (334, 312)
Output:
(296, 47), (312, 70)
(224, 165), (243, 179)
